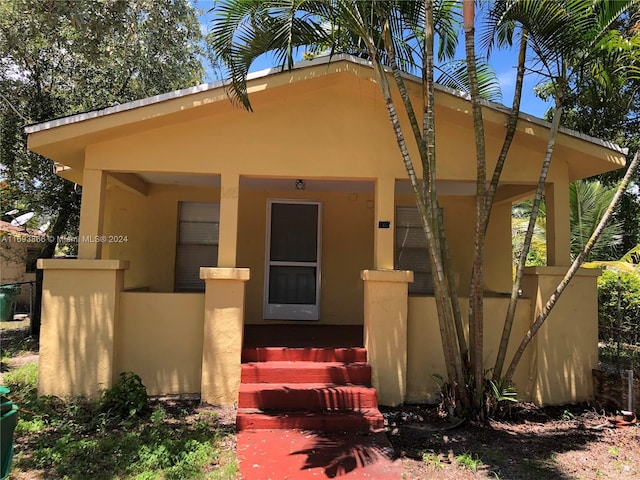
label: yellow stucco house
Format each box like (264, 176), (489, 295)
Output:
(26, 55), (626, 407)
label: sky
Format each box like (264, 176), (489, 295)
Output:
(196, 1), (553, 119)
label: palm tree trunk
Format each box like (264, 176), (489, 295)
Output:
(382, 17), (468, 366)
(484, 32), (528, 229)
(494, 99), (564, 380)
(505, 149), (640, 382)
(464, 0), (486, 401)
(490, 32), (528, 381)
(365, 41), (463, 396)
(424, 0), (468, 404)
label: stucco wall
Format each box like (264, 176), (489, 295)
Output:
(102, 183), (222, 291)
(238, 188), (374, 325)
(396, 195), (513, 296)
(114, 292), (205, 396)
(406, 296), (533, 403)
(38, 260), (125, 398)
(522, 267), (600, 405)
(83, 72), (573, 187)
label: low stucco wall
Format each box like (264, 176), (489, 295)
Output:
(115, 292), (205, 396)
(406, 296), (533, 403)
(522, 267), (600, 405)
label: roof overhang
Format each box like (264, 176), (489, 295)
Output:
(25, 54), (627, 184)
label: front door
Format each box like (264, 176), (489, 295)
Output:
(264, 199), (321, 320)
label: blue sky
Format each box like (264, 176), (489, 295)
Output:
(196, 1), (552, 118)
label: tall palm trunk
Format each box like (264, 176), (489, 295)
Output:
(496, 93), (564, 380)
(505, 149), (640, 381)
(490, 32), (529, 380)
(382, 19), (467, 363)
(423, 0), (467, 405)
(463, 0), (486, 400)
(365, 31), (464, 398)
(484, 32), (528, 229)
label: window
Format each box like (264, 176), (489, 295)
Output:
(175, 202), (219, 292)
(395, 206), (433, 295)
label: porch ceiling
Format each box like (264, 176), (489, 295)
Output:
(119, 174), (517, 197)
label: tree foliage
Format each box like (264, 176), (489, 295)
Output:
(0, 0), (205, 334)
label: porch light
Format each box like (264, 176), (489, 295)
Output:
(295, 179), (306, 190)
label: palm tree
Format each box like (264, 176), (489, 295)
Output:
(209, 0), (639, 414)
(512, 179), (624, 265)
(210, 0), (474, 407)
(484, 0), (640, 382)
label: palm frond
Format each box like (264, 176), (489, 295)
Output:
(436, 59), (502, 102)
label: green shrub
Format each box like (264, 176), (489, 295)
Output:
(97, 371), (149, 420)
(597, 270), (640, 344)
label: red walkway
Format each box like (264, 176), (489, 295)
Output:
(237, 429), (401, 479)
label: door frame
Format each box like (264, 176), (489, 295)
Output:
(263, 198), (322, 320)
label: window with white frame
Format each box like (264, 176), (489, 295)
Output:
(175, 202), (219, 292)
(395, 206), (433, 295)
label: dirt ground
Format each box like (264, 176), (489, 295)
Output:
(2, 323), (639, 479)
(382, 403), (639, 479)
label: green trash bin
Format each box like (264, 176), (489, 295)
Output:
(0, 386), (18, 480)
(0, 285), (21, 322)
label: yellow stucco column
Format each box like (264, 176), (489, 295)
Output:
(374, 177), (396, 270)
(521, 266), (600, 405)
(200, 267), (250, 405)
(361, 269), (413, 406)
(217, 173), (240, 268)
(78, 168), (107, 259)
(545, 182), (571, 267)
(37, 259), (128, 398)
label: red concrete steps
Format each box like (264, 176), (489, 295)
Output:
(238, 346), (383, 433)
(239, 382), (379, 410)
(241, 346), (367, 363)
(241, 361), (372, 384)
(236, 408), (384, 431)
(237, 346), (401, 478)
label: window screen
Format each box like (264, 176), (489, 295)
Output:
(175, 202), (219, 292)
(395, 206), (433, 295)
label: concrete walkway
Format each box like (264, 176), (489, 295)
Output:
(237, 429), (402, 479)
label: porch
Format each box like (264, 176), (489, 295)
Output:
(35, 253), (600, 407)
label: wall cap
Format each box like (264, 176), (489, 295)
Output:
(37, 259), (129, 270)
(523, 266), (602, 277)
(200, 267), (250, 281)
(361, 269), (414, 283)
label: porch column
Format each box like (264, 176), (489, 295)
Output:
(545, 182), (571, 266)
(200, 267), (250, 405)
(521, 267), (600, 405)
(374, 177), (395, 269)
(78, 168), (107, 259)
(218, 173), (240, 268)
(37, 259), (128, 398)
(361, 269), (413, 406)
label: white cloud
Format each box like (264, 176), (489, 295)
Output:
(497, 70), (515, 89)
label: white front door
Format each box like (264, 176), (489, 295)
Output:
(264, 199), (321, 320)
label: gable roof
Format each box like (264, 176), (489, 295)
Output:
(25, 54), (626, 182)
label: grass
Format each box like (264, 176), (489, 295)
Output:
(455, 452), (484, 472)
(2, 362), (237, 479)
(0, 321), (38, 366)
(421, 451), (444, 469)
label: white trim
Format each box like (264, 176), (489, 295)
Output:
(23, 54), (627, 155)
(263, 199), (322, 321)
